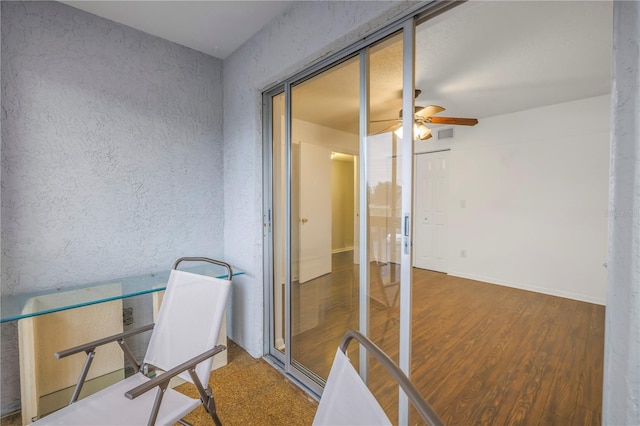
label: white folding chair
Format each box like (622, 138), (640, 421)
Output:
(313, 330), (443, 426)
(30, 257), (232, 426)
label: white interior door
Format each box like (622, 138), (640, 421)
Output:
(299, 142), (332, 283)
(413, 151), (449, 272)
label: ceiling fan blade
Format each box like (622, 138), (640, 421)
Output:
(429, 117), (478, 126)
(415, 105), (445, 118)
(370, 118), (401, 123)
(374, 122), (402, 134)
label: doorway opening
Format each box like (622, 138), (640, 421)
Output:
(264, 23), (411, 413)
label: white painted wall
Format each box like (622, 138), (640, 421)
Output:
(222, 1), (417, 357)
(1, 1), (223, 414)
(603, 1), (640, 424)
(416, 95), (610, 304)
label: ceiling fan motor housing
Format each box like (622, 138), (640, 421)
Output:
(398, 89), (424, 118)
(399, 106), (426, 119)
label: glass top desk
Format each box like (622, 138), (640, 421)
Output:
(1, 263), (244, 323)
(6, 261), (243, 424)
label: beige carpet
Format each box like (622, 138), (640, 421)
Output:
(177, 340), (318, 425)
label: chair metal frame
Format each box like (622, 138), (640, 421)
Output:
(48, 257), (232, 426)
(339, 330), (443, 426)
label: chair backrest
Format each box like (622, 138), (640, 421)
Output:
(143, 269), (231, 385)
(313, 348), (392, 426)
(313, 331), (443, 426)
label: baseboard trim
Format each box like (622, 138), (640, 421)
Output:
(447, 271), (606, 306)
(0, 410), (21, 422)
(331, 247), (354, 254)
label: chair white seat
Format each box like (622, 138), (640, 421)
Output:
(31, 373), (200, 425)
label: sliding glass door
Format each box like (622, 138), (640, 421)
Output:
(263, 15), (417, 422)
(289, 55), (361, 384)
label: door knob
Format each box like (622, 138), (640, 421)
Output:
(300, 218), (309, 223)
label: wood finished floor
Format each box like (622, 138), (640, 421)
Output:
(4, 252), (603, 426)
(291, 251), (604, 425)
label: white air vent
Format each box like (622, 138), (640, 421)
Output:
(438, 128), (454, 139)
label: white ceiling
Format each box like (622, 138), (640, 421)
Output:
(61, 1), (613, 134)
(414, 1), (613, 121)
(293, 1), (613, 134)
(60, 1), (294, 59)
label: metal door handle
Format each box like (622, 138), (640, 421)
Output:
(300, 218), (308, 223)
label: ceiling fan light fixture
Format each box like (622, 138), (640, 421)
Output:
(393, 124), (412, 139)
(417, 124), (431, 140)
(394, 123), (431, 140)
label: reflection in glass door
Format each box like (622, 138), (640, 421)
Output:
(365, 31), (405, 419)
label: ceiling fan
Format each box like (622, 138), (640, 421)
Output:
(371, 90), (478, 140)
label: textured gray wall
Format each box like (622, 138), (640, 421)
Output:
(603, 1), (640, 424)
(1, 1), (223, 413)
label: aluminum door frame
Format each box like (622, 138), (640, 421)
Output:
(262, 1), (464, 421)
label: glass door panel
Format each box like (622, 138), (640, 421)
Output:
(270, 92), (286, 360)
(265, 17), (417, 424)
(289, 56), (360, 382)
(366, 30), (405, 420)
